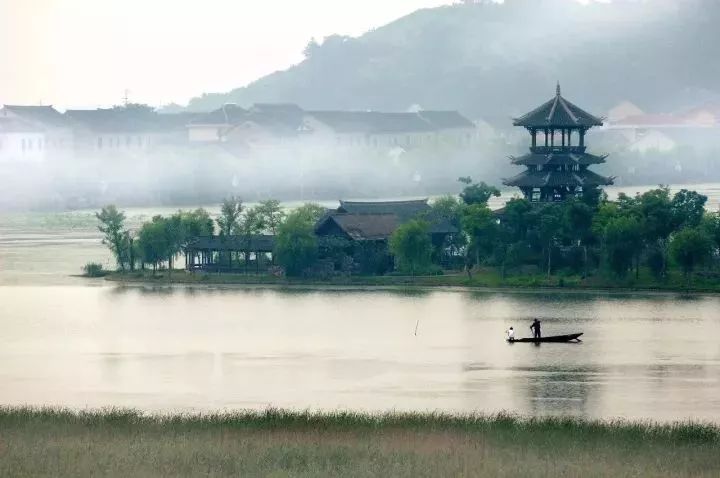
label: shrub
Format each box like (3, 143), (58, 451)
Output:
(82, 262), (106, 277)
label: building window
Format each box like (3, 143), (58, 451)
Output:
(21, 139), (26, 152)
(126, 136), (132, 147)
(97, 137), (103, 149)
(28, 139), (33, 151)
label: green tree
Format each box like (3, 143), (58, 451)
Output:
(502, 198), (532, 243)
(96, 205), (129, 270)
(603, 215), (643, 278)
(179, 209), (214, 238)
(217, 197), (243, 236)
(274, 211), (319, 277)
(293, 203), (326, 225)
(389, 219), (432, 277)
(566, 200), (595, 245)
(565, 200), (595, 276)
(163, 214), (187, 273)
(702, 212), (720, 253)
(428, 195), (466, 262)
(458, 177), (501, 206)
(429, 195), (464, 224)
(256, 199), (286, 235)
(670, 228), (713, 282)
(638, 187), (675, 276)
(671, 189), (707, 230)
(461, 203), (497, 271)
(136, 217), (170, 274)
(238, 206), (264, 271)
(538, 205), (564, 277)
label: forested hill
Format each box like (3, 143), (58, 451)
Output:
(185, 0), (720, 122)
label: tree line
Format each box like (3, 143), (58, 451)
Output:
(388, 180), (720, 284)
(96, 199), (286, 273)
(96, 181), (720, 283)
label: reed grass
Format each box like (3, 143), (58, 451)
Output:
(0, 407), (718, 477)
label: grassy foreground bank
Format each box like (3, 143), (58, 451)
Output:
(1, 408), (719, 477)
(106, 267), (720, 294)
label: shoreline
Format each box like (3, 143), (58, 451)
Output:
(103, 271), (720, 297)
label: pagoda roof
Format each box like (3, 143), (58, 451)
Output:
(513, 84), (603, 129)
(510, 152), (608, 167)
(502, 169), (614, 188)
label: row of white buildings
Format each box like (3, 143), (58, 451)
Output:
(0, 103), (480, 163)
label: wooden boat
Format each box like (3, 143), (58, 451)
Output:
(508, 333), (583, 343)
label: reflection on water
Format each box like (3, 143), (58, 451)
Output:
(1, 285), (720, 422)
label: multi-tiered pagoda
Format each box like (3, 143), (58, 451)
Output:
(503, 84), (614, 202)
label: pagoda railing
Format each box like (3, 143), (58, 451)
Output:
(530, 146), (587, 154)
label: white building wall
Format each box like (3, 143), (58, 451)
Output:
(0, 132), (46, 162)
(188, 126), (224, 143)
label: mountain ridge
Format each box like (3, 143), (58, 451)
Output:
(185, 0), (720, 121)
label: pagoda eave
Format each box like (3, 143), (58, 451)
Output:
(502, 170), (614, 189)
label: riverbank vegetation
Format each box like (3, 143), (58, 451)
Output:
(81, 262), (108, 278)
(1, 407), (718, 477)
(93, 180), (720, 290)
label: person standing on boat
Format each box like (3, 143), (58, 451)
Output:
(506, 327), (515, 341)
(530, 319), (541, 339)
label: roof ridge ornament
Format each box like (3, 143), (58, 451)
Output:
(556, 81), (561, 97)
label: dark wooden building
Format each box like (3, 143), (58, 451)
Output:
(185, 235), (275, 272)
(315, 199), (458, 273)
(316, 199), (457, 243)
(503, 84), (614, 202)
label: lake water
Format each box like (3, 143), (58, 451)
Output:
(1, 285), (720, 422)
(1, 183), (720, 421)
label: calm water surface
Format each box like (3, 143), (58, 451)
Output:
(2, 183), (720, 421)
(1, 285), (720, 421)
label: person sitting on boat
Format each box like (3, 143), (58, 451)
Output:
(506, 327), (515, 341)
(530, 319), (541, 339)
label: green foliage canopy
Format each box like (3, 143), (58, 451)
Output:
(389, 220), (432, 276)
(274, 207), (320, 277)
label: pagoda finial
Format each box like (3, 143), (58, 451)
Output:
(556, 81), (561, 97)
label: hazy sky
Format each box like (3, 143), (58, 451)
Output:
(0, 0), (463, 109)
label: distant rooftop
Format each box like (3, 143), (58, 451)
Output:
(189, 104), (248, 126)
(3, 105), (73, 128)
(65, 107), (191, 132)
(188, 103), (475, 135)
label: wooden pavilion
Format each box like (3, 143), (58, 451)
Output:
(185, 235), (275, 272)
(503, 83), (614, 202)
